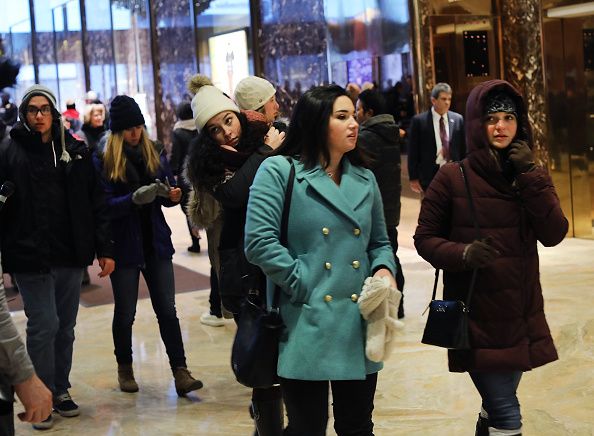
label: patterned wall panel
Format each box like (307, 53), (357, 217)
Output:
(501, 0), (548, 167)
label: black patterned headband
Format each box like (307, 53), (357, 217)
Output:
(484, 92), (517, 116)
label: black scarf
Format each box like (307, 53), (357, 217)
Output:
(124, 144), (154, 190)
(218, 146), (253, 171)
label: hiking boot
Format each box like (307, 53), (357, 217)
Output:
(118, 363), (139, 393)
(32, 414), (54, 430)
(173, 367), (203, 396)
(200, 311), (226, 327)
(53, 392), (79, 417)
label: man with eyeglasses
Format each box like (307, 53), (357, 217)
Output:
(0, 84), (115, 430)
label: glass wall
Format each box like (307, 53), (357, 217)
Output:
(32, 0), (86, 112)
(259, 0), (411, 117)
(111, 0), (156, 137)
(154, 0), (196, 150)
(85, 0), (117, 104)
(195, 0), (253, 97)
(260, 0), (328, 116)
(0, 2), (34, 102)
(1, 0), (411, 143)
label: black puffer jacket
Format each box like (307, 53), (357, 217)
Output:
(357, 114), (402, 227)
(0, 123), (114, 273)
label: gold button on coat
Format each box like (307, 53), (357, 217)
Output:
(324, 295), (333, 302)
(324, 262), (332, 270)
(322, 227), (330, 235)
(351, 294), (358, 302)
(353, 228), (361, 236)
(351, 260), (360, 269)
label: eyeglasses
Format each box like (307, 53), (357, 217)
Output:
(26, 105), (52, 116)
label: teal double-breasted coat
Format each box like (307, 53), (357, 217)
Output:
(245, 155), (396, 381)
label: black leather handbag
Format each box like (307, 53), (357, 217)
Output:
(231, 159), (295, 388)
(421, 162), (478, 350)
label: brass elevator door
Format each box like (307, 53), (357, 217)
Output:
(543, 14), (594, 238)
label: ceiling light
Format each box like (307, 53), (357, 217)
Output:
(546, 2), (594, 18)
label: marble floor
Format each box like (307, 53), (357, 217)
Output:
(9, 196), (594, 435)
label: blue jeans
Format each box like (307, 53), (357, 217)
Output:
(109, 255), (186, 370)
(469, 371), (522, 430)
(15, 268), (83, 396)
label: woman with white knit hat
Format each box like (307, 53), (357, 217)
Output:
(185, 75), (284, 436)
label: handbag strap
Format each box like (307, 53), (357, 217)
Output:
(429, 161), (479, 307)
(270, 157), (296, 311)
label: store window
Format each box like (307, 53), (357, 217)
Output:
(154, 0), (196, 149)
(33, 0), (86, 111)
(195, 0), (253, 97)
(260, 0), (328, 116)
(85, 0), (117, 104)
(111, 0), (156, 137)
(0, 2), (33, 102)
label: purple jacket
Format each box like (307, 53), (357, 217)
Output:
(414, 80), (568, 372)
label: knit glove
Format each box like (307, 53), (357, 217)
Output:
(359, 276), (404, 362)
(463, 237), (500, 269)
(507, 140), (535, 174)
(131, 183), (158, 205)
(154, 178), (171, 198)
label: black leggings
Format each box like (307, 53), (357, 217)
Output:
(281, 373), (378, 436)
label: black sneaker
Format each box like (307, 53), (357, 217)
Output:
(53, 392), (80, 417)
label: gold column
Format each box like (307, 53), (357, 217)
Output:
(500, 0), (548, 167)
(409, 0), (433, 111)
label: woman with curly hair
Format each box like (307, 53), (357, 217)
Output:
(184, 75), (284, 436)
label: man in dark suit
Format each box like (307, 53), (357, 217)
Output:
(408, 82), (465, 193)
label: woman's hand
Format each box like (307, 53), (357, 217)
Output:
(169, 187), (182, 203)
(264, 126), (285, 149)
(220, 144), (237, 152)
(372, 267), (397, 290)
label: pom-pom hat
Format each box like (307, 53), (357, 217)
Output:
(187, 75), (239, 132)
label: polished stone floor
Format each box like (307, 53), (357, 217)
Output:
(10, 196), (594, 435)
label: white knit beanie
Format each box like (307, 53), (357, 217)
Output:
(187, 75), (240, 132)
(19, 84), (71, 163)
(233, 76), (276, 111)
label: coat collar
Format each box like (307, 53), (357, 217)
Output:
(294, 157), (372, 227)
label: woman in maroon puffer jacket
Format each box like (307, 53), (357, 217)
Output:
(414, 80), (568, 436)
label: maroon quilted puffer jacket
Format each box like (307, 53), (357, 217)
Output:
(414, 80), (568, 372)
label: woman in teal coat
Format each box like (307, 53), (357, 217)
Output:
(245, 85), (396, 436)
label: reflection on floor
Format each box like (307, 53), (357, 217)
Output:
(10, 199), (594, 435)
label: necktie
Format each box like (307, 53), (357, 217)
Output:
(439, 116), (450, 161)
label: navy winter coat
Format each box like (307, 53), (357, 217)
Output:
(94, 146), (177, 268)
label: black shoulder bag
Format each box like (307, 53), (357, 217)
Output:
(421, 162), (479, 350)
(231, 158), (295, 388)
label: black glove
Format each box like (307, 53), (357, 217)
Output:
(463, 237), (500, 269)
(507, 140), (535, 174)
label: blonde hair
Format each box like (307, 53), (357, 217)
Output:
(84, 103), (105, 124)
(103, 128), (160, 182)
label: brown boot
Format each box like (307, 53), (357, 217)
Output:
(118, 363), (139, 393)
(173, 367), (203, 396)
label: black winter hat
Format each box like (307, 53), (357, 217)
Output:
(109, 95), (145, 132)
